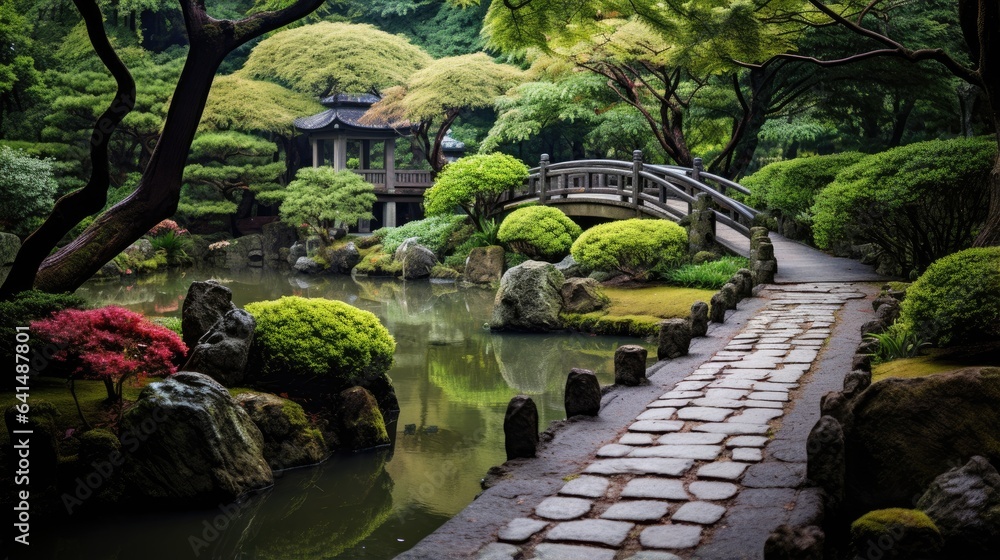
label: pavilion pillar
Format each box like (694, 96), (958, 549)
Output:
(311, 138), (319, 168)
(384, 137), (397, 227)
(332, 134), (348, 170)
(361, 140), (371, 169)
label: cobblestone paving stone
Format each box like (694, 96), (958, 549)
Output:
(475, 284), (866, 559)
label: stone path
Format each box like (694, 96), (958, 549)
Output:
(475, 284), (867, 560)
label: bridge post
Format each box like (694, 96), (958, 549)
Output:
(691, 157), (703, 184)
(539, 153), (549, 205)
(631, 150), (643, 213)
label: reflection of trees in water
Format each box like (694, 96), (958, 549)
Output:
(426, 338), (511, 406)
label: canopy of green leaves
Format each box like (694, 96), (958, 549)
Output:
(281, 167), (377, 238)
(240, 21), (432, 97)
(423, 153), (528, 225)
(0, 146), (57, 233)
(200, 75), (324, 136)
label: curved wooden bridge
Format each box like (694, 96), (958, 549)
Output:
(497, 151), (760, 250)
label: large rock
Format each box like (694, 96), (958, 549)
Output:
(333, 386), (391, 451)
(565, 368), (601, 417)
(121, 372), (273, 505)
(840, 367), (1000, 512)
(560, 277), (608, 314)
(690, 301), (710, 337)
(490, 261), (565, 332)
(394, 237), (437, 280)
(657, 318), (691, 360)
(806, 415), (845, 510)
(261, 221), (297, 267)
(916, 456), (1000, 554)
(235, 392), (327, 470)
(124, 238), (155, 261)
(464, 245), (505, 284)
(0, 231), (20, 285)
(326, 242), (361, 274)
(225, 234), (265, 268)
(614, 345), (647, 386)
(849, 509), (942, 560)
(504, 395), (539, 460)
(181, 280), (236, 350)
(860, 298), (901, 336)
(553, 254), (589, 279)
(184, 309), (256, 386)
(287, 242), (307, 266)
(293, 256), (321, 274)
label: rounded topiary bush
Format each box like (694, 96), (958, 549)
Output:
(811, 137), (996, 273)
(899, 247), (1000, 346)
(743, 152), (865, 218)
(498, 206), (582, 261)
(245, 297), (396, 401)
(570, 219), (687, 280)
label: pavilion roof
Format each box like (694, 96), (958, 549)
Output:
(294, 93), (411, 134)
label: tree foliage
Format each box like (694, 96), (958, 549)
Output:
(240, 21), (432, 97)
(280, 167), (377, 243)
(0, 146), (58, 234)
(423, 153), (529, 230)
(200, 74), (324, 136)
(570, 218), (688, 280)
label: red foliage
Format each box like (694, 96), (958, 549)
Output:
(147, 219), (188, 237)
(31, 306), (187, 399)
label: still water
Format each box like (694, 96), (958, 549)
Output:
(31, 270), (654, 560)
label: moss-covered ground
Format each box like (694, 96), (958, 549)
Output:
(562, 285), (716, 337)
(872, 343), (1000, 383)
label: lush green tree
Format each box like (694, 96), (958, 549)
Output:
(240, 21), (432, 98)
(281, 167), (377, 244)
(0, 3), (42, 136)
(363, 53), (523, 171)
(0, 146), (58, 234)
(1, 0), (331, 298)
(423, 153), (529, 232)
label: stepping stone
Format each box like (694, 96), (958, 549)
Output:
(658, 432), (725, 445)
(696, 461), (750, 480)
(639, 525), (702, 549)
(685, 374), (716, 381)
(674, 381), (709, 391)
(621, 478), (688, 500)
(660, 391), (702, 399)
(498, 518), (549, 543)
(793, 339), (824, 346)
(688, 481), (739, 500)
(691, 397), (744, 409)
(585, 458), (693, 476)
(630, 420), (684, 433)
(767, 371), (805, 384)
(742, 399), (784, 409)
(624, 553), (682, 560)
(724, 370), (770, 380)
(726, 436), (768, 448)
(693, 423), (770, 435)
(597, 444), (634, 457)
(560, 476), (610, 498)
(725, 344), (754, 351)
(545, 519), (635, 547)
(620, 433), (655, 446)
(676, 407), (733, 422)
(655, 399), (691, 407)
(671, 501), (727, 524)
(731, 447), (764, 462)
(751, 381), (794, 392)
(637, 408), (677, 420)
(601, 500), (671, 521)
(728, 408), (783, 424)
(534, 543), (616, 560)
(703, 388), (749, 400)
(629, 444), (722, 461)
(536, 497), (593, 520)
(709, 379), (755, 390)
(478, 543), (519, 560)
(755, 343), (790, 350)
(748, 391), (789, 402)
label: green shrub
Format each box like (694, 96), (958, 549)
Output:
(498, 206), (582, 261)
(666, 256), (750, 289)
(743, 152), (865, 218)
(149, 316), (183, 336)
(245, 296), (395, 383)
(423, 153), (529, 231)
(149, 231), (192, 266)
(571, 219), (688, 280)
(812, 137), (996, 273)
(865, 323), (927, 363)
(899, 247), (1000, 346)
(1, 291), (87, 381)
(505, 251), (530, 268)
(375, 214), (469, 255)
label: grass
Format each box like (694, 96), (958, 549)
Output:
(0, 377), (149, 445)
(665, 256), (750, 289)
(562, 285), (716, 337)
(872, 343), (1000, 383)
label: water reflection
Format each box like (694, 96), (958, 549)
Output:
(53, 270), (656, 559)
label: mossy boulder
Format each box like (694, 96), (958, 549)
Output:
(235, 392), (327, 470)
(850, 508), (942, 560)
(490, 260), (565, 332)
(244, 296), (398, 414)
(334, 386), (390, 451)
(840, 367), (1000, 512)
(560, 277), (609, 314)
(73, 428), (125, 506)
(464, 245), (505, 284)
(917, 456), (1000, 555)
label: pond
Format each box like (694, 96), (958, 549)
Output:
(29, 269), (655, 559)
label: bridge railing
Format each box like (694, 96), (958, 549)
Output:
(501, 151), (759, 237)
